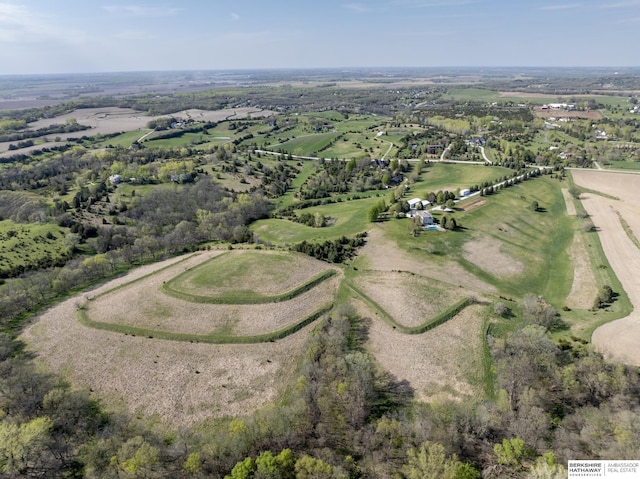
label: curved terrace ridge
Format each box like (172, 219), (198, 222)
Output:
(162, 268), (337, 304)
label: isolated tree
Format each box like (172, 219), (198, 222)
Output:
(294, 455), (333, 479)
(448, 217), (457, 230)
(582, 220), (595, 232)
(530, 201), (539, 212)
(368, 204), (381, 222)
(494, 302), (508, 317)
(400, 442), (477, 479)
(593, 285), (614, 309)
(569, 186), (581, 199)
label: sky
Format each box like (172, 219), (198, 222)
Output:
(0, 0), (638, 75)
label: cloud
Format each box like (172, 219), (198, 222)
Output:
(342, 3), (371, 12)
(231, 12), (240, 21)
(0, 3), (38, 41)
(0, 2), (86, 44)
(600, 0), (640, 7)
(540, 3), (582, 10)
(112, 30), (155, 41)
(101, 5), (181, 17)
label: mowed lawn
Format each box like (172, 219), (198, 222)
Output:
(273, 133), (340, 156)
(253, 196), (382, 244)
(414, 163), (514, 193)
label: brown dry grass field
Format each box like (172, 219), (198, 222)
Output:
(572, 170), (640, 365)
(565, 232), (599, 310)
(0, 107), (276, 156)
(353, 271), (468, 328)
(354, 225), (487, 401)
(358, 226), (496, 294)
(21, 251), (315, 428)
(462, 237), (524, 278)
(356, 297), (484, 402)
(562, 188), (598, 310)
(22, 220), (491, 426)
(461, 198), (487, 212)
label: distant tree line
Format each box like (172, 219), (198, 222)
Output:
(0, 122), (89, 144)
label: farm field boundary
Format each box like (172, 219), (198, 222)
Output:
(78, 302), (333, 344)
(163, 269), (337, 304)
(345, 280), (474, 334)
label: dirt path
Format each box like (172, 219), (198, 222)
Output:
(572, 170), (640, 365)
(561, 188), (577, 216)
(565, 232), (598, 310)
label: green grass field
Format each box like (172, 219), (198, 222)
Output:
(253, 195), (384, 244)
(163, 251), (335, 303)
(602, 160), (640, 171)
(99, 129), (150, 148)
(384, 176), (574, 305)
(271, 133), (341, 156)
(413, 163), (514, 193)
(0, 220), (69, 277)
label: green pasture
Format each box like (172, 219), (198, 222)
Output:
(253, 196), (382, 244)
(143, 131), (230, 149)
(425, 116), (472, 134)
(111, 183), (172, 204)
(274, 160), (317, 209)
(413, 163), (513, 193)
(333, 116), (384, 133)
(602, 160), (640, 171)
(0, 220), (69, 277)
(383, 176), (574, 305)
(163, 251), (332, 300)
(319, 137), (370, 159)
(164, 269), (336, 304)
(271, 133), (340, 156)
(594, 96), (634, 109)
(99, 129), (150, 148)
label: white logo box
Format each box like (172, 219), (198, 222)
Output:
(568, 461), (640, 478)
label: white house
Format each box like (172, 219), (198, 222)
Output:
(407, 198), (422, 209)
(413, 210), (434, 226)
(407, 198), (430, 209)
(108, 174), (122, 185)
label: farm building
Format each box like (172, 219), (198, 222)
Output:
(413, 210), (434, 226)
(407, 198), (431, 209)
